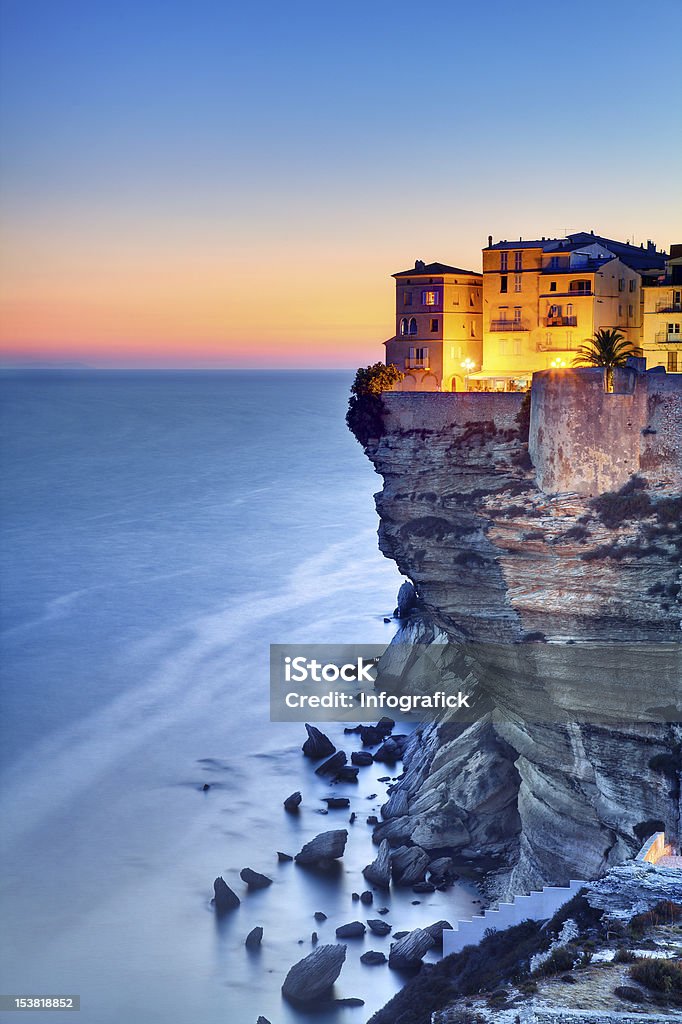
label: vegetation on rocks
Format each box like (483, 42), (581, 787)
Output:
(346, 362), (404, 446)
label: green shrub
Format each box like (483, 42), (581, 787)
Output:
(346, 362), (404, 446)
(614, 948), (639, 963)
(532, 946), (576, 977)
(630, 958), (682, 999)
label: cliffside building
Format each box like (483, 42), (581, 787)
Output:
(384, 261), (482, 391)
(473, 232), (668, 391)
(641, 244), (682, 374)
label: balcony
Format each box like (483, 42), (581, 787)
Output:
(655, 331), (682, 344)
(543, 316), (577, 327)
(656, 301), (682, 313)
(490, 319), (528, 332)
(404, 360), (430, 370)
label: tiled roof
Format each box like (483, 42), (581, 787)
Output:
(485, 233), (668, 271)
(393, 262), (481, 278)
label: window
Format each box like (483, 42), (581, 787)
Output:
(470, 322), (476, 337)
(422, 289), (439, 305)
(566, 303), (573, 316)
(469, 291), (475, 306)
(514, 252), (522, 271)
(669, 323), (680, 336)
(550, 281), (557, 292)
(499, 340), (507, 355)
(404, 291), (412, 306)
(408, 317), (418, 335)
(430, 318), (438, 332)
(668, 351), (678, 372)
(513, 307), (522, 322)
(514, 274), (522, 292)
(618, 278), (625, 292)
(629, 279), (636, 292)
(500, 275), (508, 293)
(618, 304), (623, 317)
(400, 317), (408, 336)
(628, 304), (634, 318)
(569, 280), (590, 293)
(549, 304), (561, 318)
(409, 346), (428, 367)
(513, 340), (521, 355)
(549, 256), (560, 269)
(500, 252), (508, 271)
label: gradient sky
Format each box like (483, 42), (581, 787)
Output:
(1, 0), (681, 368)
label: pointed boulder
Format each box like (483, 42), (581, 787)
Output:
(213, 876), (240, 913)
(302, 724), (336, 759)
(363, 839), (391, 889)
(295, 830), (348, 866)
(282, 943), (347, 1003)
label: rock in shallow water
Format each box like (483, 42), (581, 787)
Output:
(245, 926), (263, 948)
(302, 724), (336, 759)
(391, 845), (430, 886)
(283, 791), (302, 812)
(362, 838), (391, 889)
(240, 867), (272, 890)
(335, 921), (365, 938)
(281, 943), (347, 1003)
(388, 927), (435, 969)
(394, 581), (418, 618)
(367, 919), (391, 936)
(361, 950), (387, 965)
(213, 876), (240, 913)
(315, 751), (347, 776)
(295, 829), (348, 866)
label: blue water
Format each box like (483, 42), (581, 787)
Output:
(0, 372), (479, 1023)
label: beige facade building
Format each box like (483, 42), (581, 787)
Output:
(641, 245), (682, 374)
(472, 233), (666, 391)
(384, 261), (482, 391)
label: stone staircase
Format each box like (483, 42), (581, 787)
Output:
(442, 879), (587, 957)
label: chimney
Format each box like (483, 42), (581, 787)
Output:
(415, 259), (425, 270)
(488, 235), (493, 248)
(647, 240), (655, 252)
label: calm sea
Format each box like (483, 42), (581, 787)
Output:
(0, 371), (478, 1023)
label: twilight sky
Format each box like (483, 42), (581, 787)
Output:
(1, 0), (681, 368)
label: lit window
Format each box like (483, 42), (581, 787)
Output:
(566, 303), (573, 316)
(470, 323), (475, 338)
(569, 280), (590, 293)
(430, 318), (438, 332)
(668, 351), (678, 372)
(408, 317), (418, 335)
(469, 292), (475, 306)
(422, 290), (438, 305)
(514, 252), (522, 271)
(514, 274), (522, 292)
(500, 252), (508, 271)
(500, 275), (508, 293)
(400, 318), (408, 336)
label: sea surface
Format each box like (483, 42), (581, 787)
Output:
(0, 371), (479, 1023)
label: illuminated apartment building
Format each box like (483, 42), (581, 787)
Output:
(471, 232), (668, 391)
(641, 245), (682, 374)
(384, 261), (482, 391)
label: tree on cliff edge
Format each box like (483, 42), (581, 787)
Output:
(346, 363), (404, 447)
(572, 328), (634, 392)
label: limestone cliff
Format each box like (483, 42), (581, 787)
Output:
(363, 371), (682, 899)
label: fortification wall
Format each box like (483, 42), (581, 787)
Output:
(528, 368), (682, 495)
(381, 391), (523, 434)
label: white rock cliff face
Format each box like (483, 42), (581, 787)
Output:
(363, 390), (681, 898)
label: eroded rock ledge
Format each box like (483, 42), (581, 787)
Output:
(364, 382), (681, 898)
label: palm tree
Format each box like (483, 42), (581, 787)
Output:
(572, 328), (634, 391)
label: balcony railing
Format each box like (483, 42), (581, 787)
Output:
(404, 361), (430, 370)
(655, 331), (682, 344)
(543, 316), (577, 327)
(490, 319), (527, 332)
(655, 301), (682, 313)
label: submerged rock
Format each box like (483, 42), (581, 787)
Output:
(323, 797), (350, 809)
(388, 928), (435, 969)
(359, 890), (373, 905)
(295, 830), (348, 866)
(302, 724), (336, 759)
(336, 765), (359, 782)
(240, 868), (272, 890)
(362, 838), (391, 889)
(277, 851), (293, 862)
(213, 876), (240, 913)
(245, 926), (263, 949)
(281, 943), (347, 1003)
